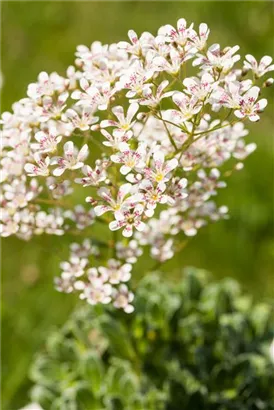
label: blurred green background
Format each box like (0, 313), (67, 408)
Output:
(1, 1), (274, 409)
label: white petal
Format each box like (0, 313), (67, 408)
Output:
(260, 55), (272, 67)
(80, 77), (89, 91)
(94, 205), (111, 216)
(248, 114), (260, 122)
(118, 183), (132, 200)
(38, 71), (49, 83)
(153, 150), (165, 165)
(124, 305), (134, 314)
(245, 54), (256, 67)
(122, 225), (133, 237)
(234, 110), (245, 119)
(109, 220), (120, 231)
(179, 178), (188, 188)
(24, 164), (35, 174)
(120, 165), (131, 175)
(257, 98), (267, 110)
(245, 86), (260, 101)
(53, 167), (65, 176)
(199, 23), (209, 36)
(78, 144), (89, 162)
(165, 158), (178, 173)
(135, 221), (146, 232)
(172, 92), (187, 108)
(128, 29), (138, 44)
(127, 103), (139, 123)
(64, 141), (74, 155)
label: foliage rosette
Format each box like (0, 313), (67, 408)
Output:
(29, 268), (274, 410)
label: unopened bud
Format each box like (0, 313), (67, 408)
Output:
(264, 78), (274, 87)
(86, 196), (97, 205)
(49, 183), (57, 191)
(241, 67), (249, 77)
(137, 112), (147, 121)
(75, 58), (83, 68)
(235, 162), (244, 171)
(91, 124), (100, 131)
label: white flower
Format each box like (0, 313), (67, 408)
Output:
(98, 259), (132, 284)
(70, 239), (98, 259)
(60, 256), (88, 278)
(144, 151), (178, 183)
(100, 103), (139, 134)
(158, 18), (193, 46)
(131, 80), (173, 107)
(117, 67), (154, 98)
(112, 284), (134, 313)
(118, 29), (153, 56)
(64, 106), (98, 131)
(72, 81), (116, 110)
(31, 128), (62, 153)
(52, 141), (89, 176)
(244, 55), (274, 78)
(75, 162), (107, 187)
(139, 179), (173, 217)
(166, 92), (202, 124)
(189, 23), (210, 50)
(65, 205), (95, 230)
(180, 219), (201, 236)
(79, 268), (112, 305)
(94, 183), (140, 218)
(193, 44), (240, 73)
(27, 71), (65, 99)
(116, 239), (143, 263)
(38, 92), (68, 122)
(55, 274), (75, 293)
(211, 80), (252, 111)
(183, 72), (215, 101)
(110, 144), (146, 175)
(235, 87), (267, 122)
(46, 177), (73, 199)
(195, 168), (226, 200)
(109, 204), (146, 237)
(153, 48), (192, 76)
(100, 129), (133, 150)
(24, 153), (50, 177)
(169, 177), (188, 201)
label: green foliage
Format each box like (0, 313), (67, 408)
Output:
(29, 269), (274, 410)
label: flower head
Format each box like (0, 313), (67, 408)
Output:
(244, 55), (274, 78)
(52, 141), (89, 176)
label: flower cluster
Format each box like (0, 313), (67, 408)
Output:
(55, 238), (134, 313)
(1, 18), (272, 312)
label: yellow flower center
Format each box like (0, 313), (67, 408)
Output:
(155, 173), (164, 182)
(126, 159), (135, 168)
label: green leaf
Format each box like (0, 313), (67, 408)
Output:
(80, 352), (104, 397)
(100, 317), (136, 361)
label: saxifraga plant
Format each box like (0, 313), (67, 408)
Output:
(29, 268), (274, 410)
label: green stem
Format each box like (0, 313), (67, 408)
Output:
(178, 113), (199, 161)
(155, 112), (179, 152)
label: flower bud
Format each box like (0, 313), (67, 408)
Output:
(241, 67), (249, 77)
(264, 78), (274, 87)
(86, 196), (97, 206)
(235, 162), (244, 171)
